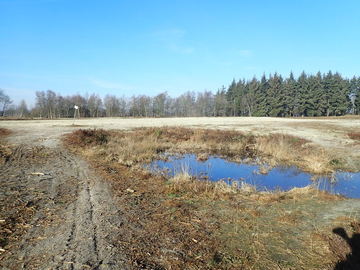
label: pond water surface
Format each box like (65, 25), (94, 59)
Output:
(148, 154), (360, 199)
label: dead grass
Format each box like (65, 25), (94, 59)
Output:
(256, 133), (335, 174)
(348, 132), (360, 141)
(0, 128), (11, 138)
(63, 129), (110, 147)
(0, 145), (12, 165)
(326, 221), (360, 269)
(0, 128), (12, 164)
(0, 146), (60, 260)
(167, 171), (241, 200)
(65, 127), (339, 174)
(62, 127), (357, 269)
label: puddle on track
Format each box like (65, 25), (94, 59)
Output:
(148, 154), (360, 199)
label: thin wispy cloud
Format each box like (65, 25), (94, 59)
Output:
(152, 28), (187, 40)
(238, 49), (253, 57)
(152, 28), (195, 55)
(169, 44), (195, 54)
(219, 61), (233, 67)
(89, 78), (134, 90)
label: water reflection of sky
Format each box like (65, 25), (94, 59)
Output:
(149, 154), (360, 199)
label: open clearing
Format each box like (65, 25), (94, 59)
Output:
(1, 117), (360, 269)
(1, 117), (360, 157)
(0, 117), (359, 145)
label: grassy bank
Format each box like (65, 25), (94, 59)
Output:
(65, 127), (344, 174)
(62, 127), (360, 269)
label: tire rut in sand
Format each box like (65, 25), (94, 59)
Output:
(52, 155), (128, 270)
(53, 157), (102, 270)
(1, 147), (127, 270)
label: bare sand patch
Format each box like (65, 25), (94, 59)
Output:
(1, 117), (359, 170)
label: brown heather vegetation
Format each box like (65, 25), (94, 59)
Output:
(0, 128), (11, 138)
(0, 128), (12, 165)
(69, 129), (110, 147)
(348, 132), (360, 142)
(65, 127), (339, 174)
(61, 128), (359, 269)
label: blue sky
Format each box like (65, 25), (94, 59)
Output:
(1, 0), (360, 105)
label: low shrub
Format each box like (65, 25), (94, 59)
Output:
(0, 128), (11, 137)
(65, 129), (110, 147)
(348, 132), (360, 141)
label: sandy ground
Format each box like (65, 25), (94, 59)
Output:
(1, 117), (360, 269)
(0, 117), (359, 147)
(1, 117), (359, 169)
(0, 147), (128, 269)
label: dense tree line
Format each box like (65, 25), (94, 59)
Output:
(226, 71), (359, 117)
(1, 71), (360, 118)
(27, 90), (224, 118)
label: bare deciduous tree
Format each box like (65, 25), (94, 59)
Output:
(0, 89), (12, 117)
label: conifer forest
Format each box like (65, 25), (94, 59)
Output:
(1, 71), (359, 118)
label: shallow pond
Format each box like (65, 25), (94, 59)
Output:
(148, 154), (360, 199)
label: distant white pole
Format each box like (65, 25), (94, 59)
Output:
(73, 105), (80, 124)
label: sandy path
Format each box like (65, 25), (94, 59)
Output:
(0, 139), (127, 269)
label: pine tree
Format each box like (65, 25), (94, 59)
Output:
(355, 93), (360, 114)
(253, 74), (269, 116)
(268, 73), (285, 116)
(329, 72), (350, 116)
(305, 74), (320, 116)
(226, 79), (237, 116)
(296, 71), (309, 116)
(243, 78), (258, 116)
(283, 72), (297, 116)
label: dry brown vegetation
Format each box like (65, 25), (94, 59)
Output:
(0, 146), (54, 260)
(0, 128), (11, 138)
(0, 128), (12, 165)
(326, 221), (360, 269)
(65, 127), (340, 174)
(68, 129), (110, 147)
(348, 132), (360, 142)
(61, 127), (358, 269)
(0, 145), (12, 165)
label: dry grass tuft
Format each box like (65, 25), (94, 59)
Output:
(107, 132), (167, 165)
(0, 128), (11, 138)
(256, 133), (335, 173)
(256, 133), (308, 159)
(348, 132), (360, 141)
(0, 144), (12, 165)
(167, 172), (254, 200)
(0, 128), (13, 164)
(167, 171), (210, 196)
(64, 129), (110, 147)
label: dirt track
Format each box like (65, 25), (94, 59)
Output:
(1, 117), (360, 269)
(0, 145), (128, 269)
